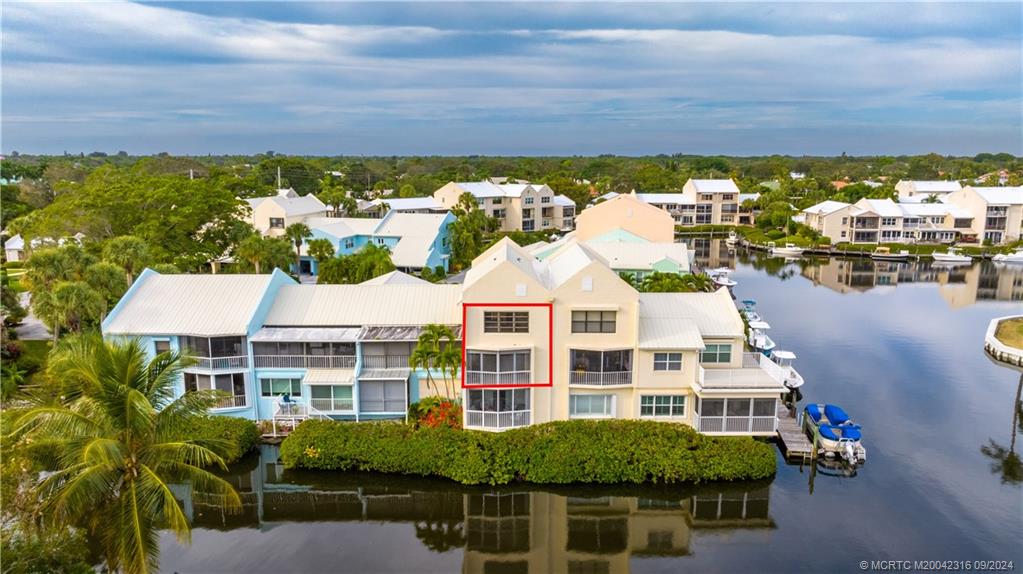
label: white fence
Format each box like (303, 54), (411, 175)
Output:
(465, 410), (532, 430)
(568, 371), (632, 386)
(253, 355), (356, 369)
(696, 415), (777, 434)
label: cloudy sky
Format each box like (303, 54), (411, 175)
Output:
(3, 2), (1021, 156)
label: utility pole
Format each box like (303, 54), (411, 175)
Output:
(277, 166), (282, 189)
(189, 169), (194, 180)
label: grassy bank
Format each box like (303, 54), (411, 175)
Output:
(995, 318), (1023, 350)
(280, 419), (777, 485)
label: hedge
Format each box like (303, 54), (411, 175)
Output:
(180, 416), (260, 464)
(280, 419), (776, 485)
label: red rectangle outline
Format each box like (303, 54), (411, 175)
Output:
(461, 302), (554, 388)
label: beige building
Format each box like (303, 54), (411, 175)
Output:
(944, 186), (1023, 244)
(244, 188), (330, 236)
(574, 193), (676, 242)
(895, 180), (962, 203)
(433, 181), (576, 232)
(801, 198), (974, 244)
(594, 179), (743, 226)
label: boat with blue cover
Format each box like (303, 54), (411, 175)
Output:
(803, 403), (866, 464)
(740, 299), (762, 323)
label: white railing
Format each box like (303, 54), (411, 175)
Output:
(465, 410), (531, 430)
(193, 356), (248, 370)
(984, 315), (1023, 367)
(569, 371), (632, 386)
(213, 395), (247, 409)
(465, 371), (531, 386)
(253, 355), (356, 369)
(361, 355), (410, 369)
(696, 415), (777, 434)
(698, 353), (786, 389)
(310, 398), (354, 412)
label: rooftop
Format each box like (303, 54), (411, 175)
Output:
(263, 284), (462, 327)
(972, 186), (1023, 205)
(638, 288), (744, 338)
(689, 179), (741, 194)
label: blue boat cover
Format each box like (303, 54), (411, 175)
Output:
(819, 424), (861, 441)
(805, 404), (822, 423)
(842, 427), (862, 440)
(824, 404), (851, 425)
(819, 425), (839, 440)
(742, 299), (757, 307)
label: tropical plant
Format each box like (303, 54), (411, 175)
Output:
(638, 271), (713, 293)
(409, 324), (461, 398)
(448, 192), (493, 269)
(8, 336), (242, 574)
(284, 223), (312, 276)
(1, 363), (27, 402)
(317, 243), (395, 284)
(235, 234), (268, 273)
(32, 281), (105, 341)
(102, 235), (151, 287)
(306, 238), (336, 263)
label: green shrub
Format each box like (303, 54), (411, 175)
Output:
(765, 229), (786, 240)
(281, 419), (776, 485)
(3, 261), (24, 270)
(180, 415), (260, 464)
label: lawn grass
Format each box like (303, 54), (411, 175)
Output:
(994, 318), (1023, 350)
(17, 340), (53, 384)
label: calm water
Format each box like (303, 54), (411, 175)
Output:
(160, 242), (1023, 573)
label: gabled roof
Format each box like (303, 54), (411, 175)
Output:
(972, 186), (1023, 205)
(688, 179), (740, 194)
(375, 212), (452, 268)
(856, 199), (903, 218)
(104, 270), (286, 336)
(451, 181), (552, 199)
(581, 241), (690, 272)
(465, 237), (545, 289)
(245, 193), (327, 217)
(552, 195), (575, 207)
(638, 288), (743, 338)
(360, 270), (430, 285)
(638, 318), (705, 350)
(802, 200), (851, 215)
(543, 242), (607, 289)
(263, 284), (462, 326)
(306, 217), (380, 239)
(900, 180), (962, 193)
(367, 197), (442, 211)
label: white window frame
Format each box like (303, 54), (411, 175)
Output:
(260, 377), (302, 397)
(653, 352), (683, 371)
(569, 394), (616, 418)
(640, 395), (686, 418)
(699, 344), (732, 364)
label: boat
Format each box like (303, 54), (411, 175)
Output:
(992, 248), (1023, 264)
(803, 403), (866, 464)
(931, 247), (972, 264)
(870, 246), (910, 261)
(707, 267), (737, 288)
(770, 350), (804, 389)
(747, 320), (776, 354)
(739, 299), (762, 323)
(768, 241), (804, 257)
(725, 230), (739, 246)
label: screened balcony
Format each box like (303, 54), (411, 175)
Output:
(465, 350), (531, 386)
(694, 397), (777, 435)
(252, 341), (356, 369)
(180, 336), (248, 370)
(465, 388), (531, 430)
(569, 349), (632, 386)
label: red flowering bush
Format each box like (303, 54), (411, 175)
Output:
(409, 397), (462, 430)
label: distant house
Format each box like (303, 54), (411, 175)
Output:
(575, 193), (676, 243)
(944, 186), (1023, 244)
(432, 181), (576, 232)
(590, 179), (743, 227)
(360, 196), (445, 217)
(4, 234), (25, 261)
(244, 188), (330, 236)
(895, 180), (962, 203)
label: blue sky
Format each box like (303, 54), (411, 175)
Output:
(3, 2), (1021, 156)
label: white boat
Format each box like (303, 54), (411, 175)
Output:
(871, 246), (910, 261)
(931, 247), (972, 264)
(803, 403), (866, 464)
(768, 241), (804, 257)
(725, 230), (739, 246)
(771, 350), (804, 389)
(992, 248), (1023, 264)
(747, 320), (776, 353)
(708, 267), (737, 288)
(739, 299), (762, 323)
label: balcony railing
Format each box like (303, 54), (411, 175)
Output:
(695, 415), (777, 434)
(361, 355), (410, 369)
(465, 371), (531, 386)
(213, 395), (247, 409)
(697, 353), (787, 389)
(569, 371), (632, 386)
(310, 398), (354, 412)
(253, 355), (356, 369)
(853, 220), (879, 229)
(465, 410), (531, 430)
(192, 356), (247, 370)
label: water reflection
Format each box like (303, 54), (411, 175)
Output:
(171, 446), (774, 573)
(686, 238), (1023, 308)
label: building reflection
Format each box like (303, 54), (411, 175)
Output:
(176, 446), (774, 573)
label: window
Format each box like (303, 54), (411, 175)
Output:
(841, 231), (847, 238)
(310, 385), (353, 411)
(467, 388), (529, 413)
(493, 209), (506, 219)
(753, 398), (775, 417)
(699, 398), (724, 416)
(522, 219), (535, 231)
(524, 196), (534, 204)
(699, 344), (732, 364)
(154, 340), (170, 354)
(491, 197), (503, 205)
(466, 350), (530, 385)
(640, 395), (685, 417)
(523, 208), (533, 218)
(375, 237), (386, 245)
(841, 217), (848, 225)
(360, 380), (405, 413)
(541, 196), (551, 204)
(653, 352), (683, 371)
(182, 336), (246, 358)
(700, 194), (714, 201)
(344, 238), (355, 249)
(477, 198), (485, 206)
(260, 378), (301, 397)
(721, 215), (734, 223)
(184, 372), (210, 392)
(569, 394), (614, 417)
(721, 194), (734, 201)
(484, 311), (529, 333)
(881, 217), (898, 226)
(571, 310), (616, 333)
(269, 217), (285, 228)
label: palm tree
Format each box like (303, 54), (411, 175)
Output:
(102, 235), (151, 287)
(235, 234), (268, 274)
(981, 373), (1023, 485)
(284, 223), (312, 277)
(409, 324), (460, 398)
(33, 280), (106, 342)
(9, 336), (241, 574)
(306, 238), (336, 264)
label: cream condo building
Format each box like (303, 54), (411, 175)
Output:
(944, 186), (1023, 244)
(595, 179), (746, 226)
(802, 197), (975, 244)
(103, 239), (787, 436)
(433, 181), (577, 232)
(895, 180), (962, 203)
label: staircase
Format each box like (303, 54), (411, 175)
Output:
(270, 402), (331, 436)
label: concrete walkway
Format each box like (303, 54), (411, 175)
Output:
(13, 292), (51, 340)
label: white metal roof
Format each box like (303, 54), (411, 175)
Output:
(104, 272), (278, 336)
(903, 180), (962, 193)
(637, 318), (705, 350)
(368, 197), (442, 211)
(4, 234), (23, 250)
(583, 242), (690, 272)
(689, 179), (740, 194)
(465, 238), (544, 289)
(307, 217), (380, 239)
(263, 284), (462, 326)
(803, 200), (851, 215)
(636, 193), (692, 204)
(247, 193), (327, 217)
(360, 270), (430, 285)
(552, 195), (575, 207)
(638, 288), (744, 338)
(857, 199), (903, 218)
(250, 327), (361, 342)
(973, 187), (1023, 205)
(303, 368), (355, 385)
(899, 203), (971, 218)
(453, 181), (549, 199)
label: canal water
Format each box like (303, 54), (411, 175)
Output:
(160, 241), (1023, 573)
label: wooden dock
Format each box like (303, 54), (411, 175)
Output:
(776, 400), (814, 462)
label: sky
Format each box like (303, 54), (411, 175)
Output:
(2, 1), (1021, 156)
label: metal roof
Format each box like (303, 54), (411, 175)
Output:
(263, 284), (462, 327)
(359, 368), (411, 380)
(638, 288), (744, 338)
(584, 242), (690, 272)
(689, 179), (740, 193)
(358, 325), (462, 341)
(250, 327), (361, 342)
(637, 318), (705, 350)
(359, 271), (430, 285)
(304, 369), (355, 385)
(104, 272), (278, 336)
(973, 187), (1023, 205)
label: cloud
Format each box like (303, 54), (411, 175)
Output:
(2, 1), (1020, 154)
